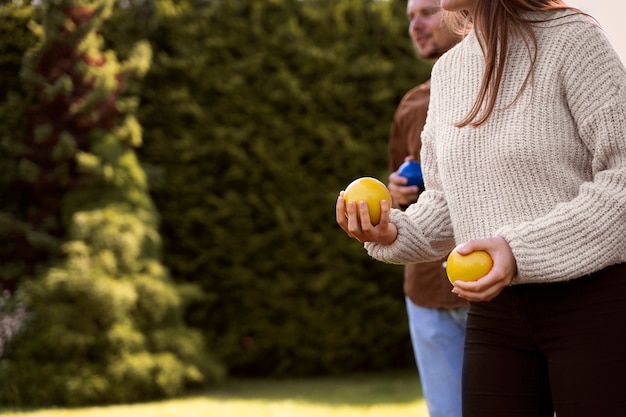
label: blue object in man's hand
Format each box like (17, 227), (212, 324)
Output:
(397, 160), (424, 188)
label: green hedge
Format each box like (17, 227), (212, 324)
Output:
(0, 0), (224, 406)
(0, 0), (433, 402)
(103, 0), (431, 377)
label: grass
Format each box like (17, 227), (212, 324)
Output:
(0, 371), (428, 417)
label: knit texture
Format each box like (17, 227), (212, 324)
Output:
(365, 11), (626, 284)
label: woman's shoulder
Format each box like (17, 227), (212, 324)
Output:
(433, 31), (475, 68)
(432, 30), (482, 84)
(526, 9), (614, 70)
(540, 10), (618, 64)
(532, 9), (602, 38)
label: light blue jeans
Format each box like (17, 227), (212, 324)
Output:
(405, 297), (467, 417)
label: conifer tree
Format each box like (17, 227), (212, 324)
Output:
(126, 0), (426, 377)
(0, 0), (224, 406)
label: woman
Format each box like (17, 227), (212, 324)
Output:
(336, 1), (626, 416)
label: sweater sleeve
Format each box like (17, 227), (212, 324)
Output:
(365, 81), (456, 264)
(497, 22), (626, 284)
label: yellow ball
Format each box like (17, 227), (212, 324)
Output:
(343, 177), (391, 225)
(446, 246), (493, 283)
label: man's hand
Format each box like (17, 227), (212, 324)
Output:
(389, 156), (421, 208)
(388, 172), (420, 207)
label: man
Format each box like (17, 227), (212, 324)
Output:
(387, 1), (467, 417)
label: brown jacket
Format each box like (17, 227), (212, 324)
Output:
(389, 81), (468, 309)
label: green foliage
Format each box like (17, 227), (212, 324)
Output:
(0, 4), (38, 293)
(0, 0), (224, 407)
(1, 0), (433, 401)
(104, 0), (431, 377)
(0, 4), (36, 96)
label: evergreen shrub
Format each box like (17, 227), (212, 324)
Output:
(0, 0), (224, 406)
(104, 0), (432, 376)
(0, 0), (434, 387)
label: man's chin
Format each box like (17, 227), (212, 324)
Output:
(418, 49), (442, 60)
(420, 45), (453, 60)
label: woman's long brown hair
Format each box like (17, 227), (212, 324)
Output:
(447, 0), (585, 128)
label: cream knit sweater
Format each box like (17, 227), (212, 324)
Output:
(365, 11), (626, 284)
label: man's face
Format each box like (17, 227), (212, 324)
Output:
(407, 0), (458, 59)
